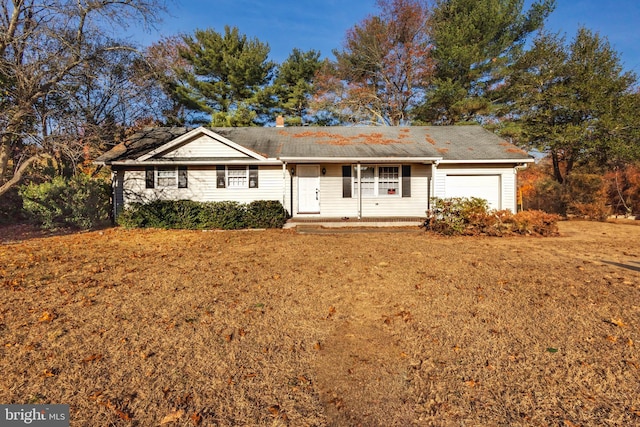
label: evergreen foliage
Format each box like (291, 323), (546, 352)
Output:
(19, 174), (111, 230)
(502, 28), (640, 183)
(177, 26), (277, 126)
(116, 200), (288, 230)
(415, 0), (555, 125)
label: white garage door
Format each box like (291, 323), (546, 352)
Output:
(445, 175), (501, 210)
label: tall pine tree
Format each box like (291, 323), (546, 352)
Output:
(273, 48), (322, 126)
(177, 26), (276, 126)
(503, 28), (639, 183)
(415, 0), (555, 125)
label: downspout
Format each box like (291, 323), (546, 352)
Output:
(289, 164), (294, 217)
(357, 163), (362, 220)
(282, 162), (288, 217)
(514, 163), (528, 212)
(111, 168), (117, 225)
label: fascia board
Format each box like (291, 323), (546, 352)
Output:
(136, 127), (268, 161)
(278, 157), (442, 163)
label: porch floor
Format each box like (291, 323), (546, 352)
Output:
(283, 217), (425, 230)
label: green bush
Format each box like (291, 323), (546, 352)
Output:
(245, 200), (288, 229)
(423, 197), (559, 236)
(116, 200), (288, 230)
(19, 174), (111, 230)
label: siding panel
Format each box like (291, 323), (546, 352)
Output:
(161, 134), (250, 158)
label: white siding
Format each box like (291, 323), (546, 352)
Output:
(433, 164), (517, 212)
(119, 165), (284, 206)
(290, 163), (432, 218)
(160, 134), (250, 159)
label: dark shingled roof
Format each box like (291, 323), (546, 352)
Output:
(95, 125), (531, 163)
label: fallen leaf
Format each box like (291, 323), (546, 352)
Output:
(267, 405), (280, 416)
(465, 379), (477, 388)
(82, 354), (102, 363)
(606, 335), (618, 343)
(42, 369), (56, 377)
(39, 311), (57, 323)
(327, 306), (336, 319)
(610, 318), (626, 328)
(190, 412), (202, 426)
(313, 341), (322, 351)
(160, 409), (184, 425)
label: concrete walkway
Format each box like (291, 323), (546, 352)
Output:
(284, 217), (425, 233)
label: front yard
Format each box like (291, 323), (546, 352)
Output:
(0, 221), (639, 426)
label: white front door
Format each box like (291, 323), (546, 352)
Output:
(298, 165), (320, 213)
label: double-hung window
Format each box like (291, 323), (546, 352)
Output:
(157, 167), (177, 188)
(352, 165), (400, 197)
(145, 166), (188, 189)
(227, 166), (248, 188)
(216, 166), (259, 189)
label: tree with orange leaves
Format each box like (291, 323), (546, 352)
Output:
(313, 0), (433, 126)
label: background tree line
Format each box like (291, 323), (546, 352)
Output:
(1, 0), (639, 226)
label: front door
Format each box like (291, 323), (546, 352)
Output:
(298, 165), (320, 213)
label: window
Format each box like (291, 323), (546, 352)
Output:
(145, 166), (188, 189)
(227, 166), (248, 188)
(378, 166), (399, 195)
(352, 165), (400, 197)
(157, 167), (177, 188)
(217, 166), (259, 189)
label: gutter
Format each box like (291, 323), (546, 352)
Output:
(104, 160), (283, 166)
(279, 157), (442, 164)
(437, 158), (535, 164)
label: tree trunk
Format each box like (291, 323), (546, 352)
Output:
(551, 150), (564, 184)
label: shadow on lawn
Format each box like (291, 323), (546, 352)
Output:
(600, 260), (640, 272)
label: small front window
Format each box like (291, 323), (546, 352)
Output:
(157, 167), (177, 188)
(352, 165), (400, 197)
(227, 166), (248, 188)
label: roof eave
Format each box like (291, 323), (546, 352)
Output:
(278, 157), (443, 163)
(437, 158), (535, 164)
(106, 160), (283, 166)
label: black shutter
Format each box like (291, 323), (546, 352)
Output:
(249, 165), (259, 188)
(402, 165), (411, 197)
(178, 166), (188, 188)
(342, 165), (352, 198)
(216, 165), (226, 188)
(145, 167), (155, 189)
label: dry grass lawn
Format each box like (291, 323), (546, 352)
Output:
(0, 221), (639, 426)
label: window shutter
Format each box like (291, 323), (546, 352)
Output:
(216, 165), (226, 188)
(249, 166), (259, 188)
(402, 165), (411, 197)
(178, 166), (188, 188)
(342, 165), (352, 198)
(145, 167), (155, 189)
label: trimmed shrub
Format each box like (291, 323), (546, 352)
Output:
(19, 174), (111, 230)
(245, 200), (288, 229)
(423, 197), (559, 236)
(116, 200), (288, 230)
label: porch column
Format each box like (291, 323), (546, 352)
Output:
(357, 163), (362, 220)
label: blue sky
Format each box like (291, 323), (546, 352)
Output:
(132, 0), (640, 74)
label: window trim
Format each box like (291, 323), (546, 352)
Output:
(146, 166), (188, 189)
(217, 166), (260, 189)
(157, 167), (178, 188)
(352, 164), (401, 198)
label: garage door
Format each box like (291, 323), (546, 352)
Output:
(445, 175), (501, 210)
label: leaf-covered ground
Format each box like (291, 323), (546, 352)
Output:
(0, 221), (639, 426)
